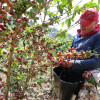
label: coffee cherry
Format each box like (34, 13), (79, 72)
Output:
(57, 51), (62, 56)
(0, 23), (4, 29)
(22, 17), (27, 21)
(2, 27), (7, 31)
(0, 96), (4, 100)
(80, 50), (83, 53)
(3, 51), (7, 54)
(4, 0), (13, 7)
(15, 38), (19, 41)
(0, 28), (2, 32)
(68, 47), (71, 50)
(64, 52), (67, 57)
(17, 19), (21, 23)
(1, 36), (5, 40)
(72, 47), (75, 50)
(32, 0), (36, 4)
(0, 84), (2, 88)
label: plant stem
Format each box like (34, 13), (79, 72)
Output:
(5, 26), (20, 99)
(29, 0), (52, 19)
(5, 38), (15, 100)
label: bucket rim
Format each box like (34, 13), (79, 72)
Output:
(53, 68), (82, 84)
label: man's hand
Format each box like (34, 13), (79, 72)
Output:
(59, 60), (72, 68)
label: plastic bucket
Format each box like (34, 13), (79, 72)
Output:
(53, 66), (82, 100)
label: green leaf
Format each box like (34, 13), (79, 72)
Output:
(98, 0), (100, 5)
(74, 5), (80, 11)
(59, 9), (63, 15)
(37, 82), (42, 88)
(0, 48), (2, 52)
(23, 54), (27, 57)
(65, 17), (71, 28)
(62, 22), (64, 27)
(62, 0), (67, 5)
(54, 0), (57, 3)
(65, 19), (68, 27)
(17, 76), (21, 79)
(96, 5), (99, 11)
(54, 0), (60, 3)
(17, 72), (20, 76)
(37, 79), (43, 88)
(90, 0), (94, 3)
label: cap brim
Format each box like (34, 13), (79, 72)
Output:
(76, 18), (93, 27)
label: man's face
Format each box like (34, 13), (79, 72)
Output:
(80, 21), (97, 34)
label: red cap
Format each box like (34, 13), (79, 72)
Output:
(77, 8), (99, 27)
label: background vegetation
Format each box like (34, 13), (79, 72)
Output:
(0, 0), (100, 99)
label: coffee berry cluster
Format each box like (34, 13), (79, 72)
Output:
(56, 47), (98, 62)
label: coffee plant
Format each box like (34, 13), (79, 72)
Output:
(0, 0), (99, 99)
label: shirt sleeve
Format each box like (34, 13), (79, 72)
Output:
(71, 33), (100, 73)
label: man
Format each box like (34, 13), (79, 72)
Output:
(62, 8), (100, 69)
(54, 8), (100, 100)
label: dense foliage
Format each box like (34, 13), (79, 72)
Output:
(0, 0), (100, 99)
